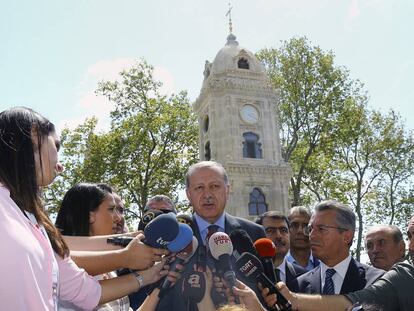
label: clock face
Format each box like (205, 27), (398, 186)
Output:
(241, 104), (259, 124)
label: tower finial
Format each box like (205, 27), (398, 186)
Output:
(225, 1), (233, 34)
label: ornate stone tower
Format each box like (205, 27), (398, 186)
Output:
(193, 33), (291, 219)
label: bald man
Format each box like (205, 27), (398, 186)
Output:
(365, 225), (405, 270)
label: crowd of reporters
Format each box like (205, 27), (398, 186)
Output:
(1, 106), (413, 311)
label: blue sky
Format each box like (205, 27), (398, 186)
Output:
(1, 0), (413, 132)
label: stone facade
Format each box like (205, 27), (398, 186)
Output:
(193, 33), (291, 219)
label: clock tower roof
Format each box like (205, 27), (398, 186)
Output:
(210, 33), (265, 75)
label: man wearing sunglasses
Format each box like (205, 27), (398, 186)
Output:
(289, 200), (384, 295)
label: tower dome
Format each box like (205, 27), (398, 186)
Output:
(210, 33), (265, 75)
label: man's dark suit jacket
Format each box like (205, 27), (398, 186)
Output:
(285, 261), (307, 284)
(288, 257), (384, 294)
(155, 212), (266, 311)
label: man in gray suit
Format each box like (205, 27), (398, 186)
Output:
(289, 200), (384, 295)
(156, 161), (265, 310)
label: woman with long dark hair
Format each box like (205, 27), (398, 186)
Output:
(56, 182), (131, 310)
(0, 107), (169, 310)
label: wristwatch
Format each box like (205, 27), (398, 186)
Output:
(133, 271), (144, 288)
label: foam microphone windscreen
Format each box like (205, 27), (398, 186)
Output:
(143, 213), (179, 248)
(167, 223), (194, 253)
(138, 209), (164, 231)
(235, 252), (292, 311)
(208, 232), (239, 303)
(254, 238), (277, 283)
(229, 229), (258, 259)
(208, 232), (233, 259)
(254, 238), (277, 258)
(181, 271), (206, 303)
(176, 214), (193, 226)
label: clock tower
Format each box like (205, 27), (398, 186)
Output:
(193, 33), (291, 218)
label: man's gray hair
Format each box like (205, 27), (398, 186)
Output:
(185, 161), (229, 189)
(288, 206), (311, 220)
(314, 200), (356, 232)
(146, 195), (176, 212)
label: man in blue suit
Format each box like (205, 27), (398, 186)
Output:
(155, 161), (266, 310)
(289, 200), (384, 295)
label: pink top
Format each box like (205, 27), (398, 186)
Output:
(0, 185), (101, 310)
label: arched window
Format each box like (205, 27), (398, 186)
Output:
(243, 132), (262, 159)
(205, 141), (211, 160)
(203, 115), (209, 133)
(248, 188), (268, 215)
(238, 58), (249, 69)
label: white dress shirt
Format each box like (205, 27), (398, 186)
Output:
(320, 255), (352, 294)
(275, 258), (287, 283)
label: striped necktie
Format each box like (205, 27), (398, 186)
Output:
(322, 268), (336, 295)
(205, 224), (219, 246)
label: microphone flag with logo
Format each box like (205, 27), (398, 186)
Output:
(235, 252), (292, 311)
(138, 209), (165, 231)
(143, 213), (179, 248)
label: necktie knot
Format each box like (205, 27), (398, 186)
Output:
(326, 268), (336, 278)
(205, 225), (219, 245)
(275, 268), (281, 282)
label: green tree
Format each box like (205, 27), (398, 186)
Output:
(364, 111), (414, 228)
(257, 37), (414, 259)
(44, 59), (198, 218)
(332, 105), (414, 259)
(257, 37), (363, 206)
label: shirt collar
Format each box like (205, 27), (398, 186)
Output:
(275, 258), (287, 283)
(276, 258), (287, 274)
(286, 251), (317, 268)
(320, 254), (352, 280)
(194, 212), (225, 234)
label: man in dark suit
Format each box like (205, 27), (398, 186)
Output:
(155, 161), (266, 310)
(289, 200), (384, 295)
(256, 211), (307, 284)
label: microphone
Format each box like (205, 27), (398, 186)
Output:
(229, 229), (258, 259)
(158, 237), (199, 298)
(254, 238), (277, 284)
(107, 236), (133, 247)
(181, 271), (206, 303)
(167, 223), (194, 253)
(208, 232), (239, 303)
(143, 213), (179, 248)
(235, 252), (292, 311)
(138, 209), (165, 231)
(176, 213), (193, 226)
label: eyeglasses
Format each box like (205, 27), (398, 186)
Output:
(305, 224), (348, 235)
(290, 222), (309, 236)
(265, 226), (289, 235)
(290, 222), (309, 235)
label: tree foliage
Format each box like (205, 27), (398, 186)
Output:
(257, 37), (363, 206)
(257, 37), (414, 258)
(44, 59), (198, 218)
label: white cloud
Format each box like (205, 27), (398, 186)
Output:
(153, 65), (176, 96)
(60, 58), (177, 132)
(81, 58), (136, 87)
